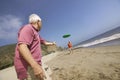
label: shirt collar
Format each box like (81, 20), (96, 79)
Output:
(30, 24), (39, 32)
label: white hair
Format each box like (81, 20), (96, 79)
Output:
(29, 14), (41, 23)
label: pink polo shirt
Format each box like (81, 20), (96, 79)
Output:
(14, 24), (45, 80)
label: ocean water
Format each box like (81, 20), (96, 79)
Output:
(90, 38), (120, 47)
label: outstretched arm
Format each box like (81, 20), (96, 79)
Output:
(44, 41), (56, 46)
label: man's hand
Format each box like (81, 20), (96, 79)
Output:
(32, 63), (46, 80)
(44, 41), (56, 46)
(52, 41), (56, 45)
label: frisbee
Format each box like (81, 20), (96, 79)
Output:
(62, 34), (71, 38)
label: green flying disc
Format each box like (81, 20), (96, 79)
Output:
(62, 34), (71, 38)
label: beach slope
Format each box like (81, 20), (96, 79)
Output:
(47, 45), (120, 80)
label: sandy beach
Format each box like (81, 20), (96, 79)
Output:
(0, 45), (120, 80)
(0, 66), (18, 80)
(46, 45), (120, 80)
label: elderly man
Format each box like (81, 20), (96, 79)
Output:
(14, 14), (55, 80)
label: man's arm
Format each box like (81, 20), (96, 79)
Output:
(18, 44), (37, 67)
(18, 44), (45, 79)
(44, 41), (56, 46)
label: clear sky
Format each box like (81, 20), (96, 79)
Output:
(0, 0), (120, 47)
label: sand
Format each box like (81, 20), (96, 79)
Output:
(46, 45), (120, 80)
(0, 66), (18, 80)
(0, 45), (120, 80)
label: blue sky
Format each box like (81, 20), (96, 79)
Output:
(0, 0), (120, 47)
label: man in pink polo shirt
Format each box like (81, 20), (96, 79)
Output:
(14, 14), (55, 80)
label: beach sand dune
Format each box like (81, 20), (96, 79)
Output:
(46, 45), (120, 80)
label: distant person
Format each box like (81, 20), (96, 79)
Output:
(67, 41), (73, 54)
(14, 14), (56, 80)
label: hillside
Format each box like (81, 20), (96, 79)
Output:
(0, 44), (61, 70)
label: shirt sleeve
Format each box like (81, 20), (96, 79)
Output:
(39, 36), (46, 44)
(18, 27), (34, 46)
